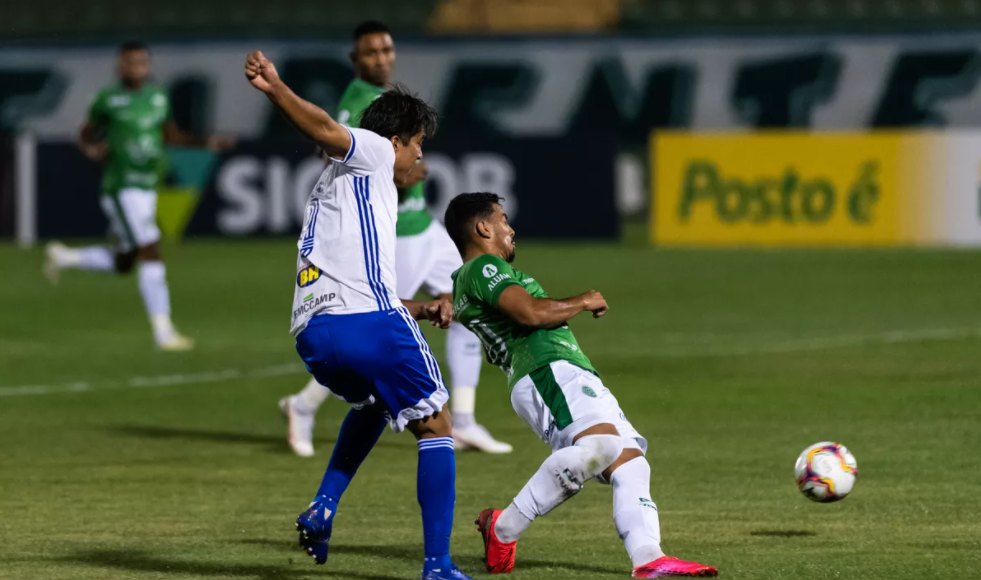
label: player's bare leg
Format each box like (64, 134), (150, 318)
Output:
(112, 248), (137, 272)
(136, 242), (193, 351)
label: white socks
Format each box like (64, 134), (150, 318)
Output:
(451, 385), (476, 430)
(55, 245), (114, 271)
(446, 322), (482, 388)
(295, 377), (331, 414)
(612, 457), (665, 567)
(138, 261), (175, 344)
(495, 434), (624, 543)
(447, 321), (482, 429)
(495, 438), (665, 568)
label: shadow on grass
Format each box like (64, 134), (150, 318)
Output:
(110, 424), (334, 449)
(750, 529), (818, 538)
(66, 548), (408, 580)
(237, 540), (623, 576)
(110, 425), (406, 452)
(237, 540), (482, 570)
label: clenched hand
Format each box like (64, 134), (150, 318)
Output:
(244, 50), (280, 94)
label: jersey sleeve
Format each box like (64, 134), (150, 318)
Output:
(335, 127), (394, 175)
(468, 254), (522, 307)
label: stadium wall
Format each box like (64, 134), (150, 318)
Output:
(28, 136), (616, 241)
(5, 35), (981, 242)
(7, 35), (981, 140)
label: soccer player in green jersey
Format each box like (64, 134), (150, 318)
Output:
(444, 193), (718, 579)
(44, 41), (233, 350)
(279, 21), (510, 457)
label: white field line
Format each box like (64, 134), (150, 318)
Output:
(650, 327), (981, 359)
(2, 327), (979, 397)
(0, 363), (305, 398)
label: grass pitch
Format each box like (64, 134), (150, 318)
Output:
(1, 237), (979, 580)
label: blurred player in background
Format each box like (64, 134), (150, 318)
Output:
(445, 193), (718, 579)
(44, 41), (234, 351)
(279, 21), (511, 456)
(246, 49), (475, 580)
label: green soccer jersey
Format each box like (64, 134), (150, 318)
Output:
(87, 84), (170, 196)
(336, 78), (432, 237)
(452, 254), (596, 389)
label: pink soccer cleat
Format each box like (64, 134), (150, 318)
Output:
(475, 508), (516, 574)
(632, 556), (718, 578)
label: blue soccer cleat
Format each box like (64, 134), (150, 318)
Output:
(422, 561), (477, 580)
(295, 495), (337, 565)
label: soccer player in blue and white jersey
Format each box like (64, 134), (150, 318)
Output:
(245, 51), (474, 580)
(279, 21), (510, 457)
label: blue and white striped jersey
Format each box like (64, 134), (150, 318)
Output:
(290, 127), (401, 336)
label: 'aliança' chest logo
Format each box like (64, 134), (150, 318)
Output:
(482, 264), (498, 278)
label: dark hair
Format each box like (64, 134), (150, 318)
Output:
(359, 84), (437, 144)
(444, 192), (504, 254)
(119, 40), (148, 53)
(353, 20), (390, 41)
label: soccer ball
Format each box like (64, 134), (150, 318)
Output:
(794, 442), (858, 503)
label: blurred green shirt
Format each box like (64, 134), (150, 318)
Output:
(87, 84), (170, 196)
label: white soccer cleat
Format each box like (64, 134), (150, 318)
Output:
(157, 332), (195, 351)
(44, 241), (66, 285)
(279, 396), (316, 457)
(453, 424), (513, 454)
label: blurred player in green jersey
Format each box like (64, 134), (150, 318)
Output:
(44, 41), (234, 350)
(279, 22), (511, 456)
(444, 193), (718, 579)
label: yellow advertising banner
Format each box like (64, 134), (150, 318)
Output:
(650, 131), (981, 247)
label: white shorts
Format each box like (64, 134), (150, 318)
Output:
(395, 221), (462, 298)
(510, 360), (648, 454)
(100, 188), (161, 252)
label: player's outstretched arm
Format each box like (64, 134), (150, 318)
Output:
(163, 121), (235, 151)
(244, 50), (351, 159)
(77, 122), (108, 163)
(403, 298), (453, 329)
(496, 285), (608, 329)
